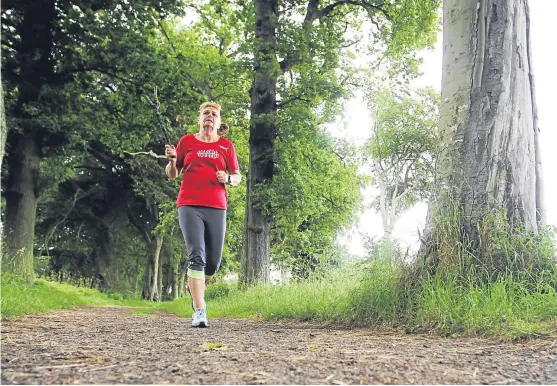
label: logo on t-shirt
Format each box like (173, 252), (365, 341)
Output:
(197, 149), (220, 159)
(219, 145), (229, 151)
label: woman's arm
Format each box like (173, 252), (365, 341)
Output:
(216, 170), (241, 186)
(166, 160), (180, 179)
(165, 144), (180, 178)
(227, 171), (241, 186)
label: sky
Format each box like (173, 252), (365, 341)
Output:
(338, 0), (557, 256)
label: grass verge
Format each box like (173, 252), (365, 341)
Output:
(1, 273), (154, 318)
(160, 266), (364, 323)
(160, 260), (557, 340)
(412, 274), (557, 339)
(3, 261), (556, 341)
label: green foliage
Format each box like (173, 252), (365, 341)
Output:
(2, 0), (189, 287)
(367, 89), (439, 165)
(24, 7), (252, 294)
(3, 0), (442, 292)
(363, 87), (439, 227)
(382, 0), (440, 60)
(272, 109), (363, 271)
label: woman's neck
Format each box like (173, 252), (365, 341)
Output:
(195, 129), (219, 143)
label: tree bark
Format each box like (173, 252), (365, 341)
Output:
(178, 265), (187, 298)
(157, 243), (163, 300)
(422, 0), (543, 263)
(3, 134), (41, 283)
(142, 234), (163, 301)
(241, 0), (278, 286)
(2, 0), (56, 283)
(0, 72), (6, 170)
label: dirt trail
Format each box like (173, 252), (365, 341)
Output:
(1, 306), (556, 384)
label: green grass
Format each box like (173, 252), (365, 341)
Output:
(1, 274), (154, 318)
(129, 308), (159, 317)
(349, 259), (404, 325)
(413, 274), (557, 338)
(160, 266), (364, 323)
(3, 260), (556, 341)
(161, 260), (557, 340)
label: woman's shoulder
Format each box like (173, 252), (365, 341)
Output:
(177, 133), (194, 144)
(219, 136), (235, 146)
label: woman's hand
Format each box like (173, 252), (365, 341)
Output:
(216, 170), (229, 184)
(165, 145), (177, 161)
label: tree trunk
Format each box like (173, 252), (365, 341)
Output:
(171, 257), (180, 300)
(0, 72), (6, 170)
(422, 0), (543, 264)
(2, 1), (56, 283)
(376, 171), (404, 251)
(377, 173), (391, 237)
(157, 244), (163, 300)
(178, 266), (187, 298)
(3, 134), (41, 283)
(241, 0), (278, 286)
(142, 234), (163, 301)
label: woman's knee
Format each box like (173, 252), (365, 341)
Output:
(204, 260), (221, 278)
(188, 249), (206, 272)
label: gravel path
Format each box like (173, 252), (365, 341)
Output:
(2, 306), (556, 384)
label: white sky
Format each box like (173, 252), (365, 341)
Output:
(339, 0), (557, 256)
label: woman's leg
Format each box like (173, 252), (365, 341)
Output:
(187, 276), (205, 310)
(203, 207), (227, 281)
(178, 206), (206, 310)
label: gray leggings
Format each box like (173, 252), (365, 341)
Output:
(178, 205), (226, 281)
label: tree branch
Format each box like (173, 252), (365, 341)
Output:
(276, 94), (312, 108)
(42, 185), (99, 257)
(279, 0), (391, 74)
(316, 0), (391, 21)
(321, 194), (340, 210)
(331, 149), (346, 166)
(157, 19), (178, 53)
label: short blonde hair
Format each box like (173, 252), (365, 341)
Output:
(199, 101), (229, 136)
(199, 102), (221, 113)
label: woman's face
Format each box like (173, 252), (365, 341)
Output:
(199, 107), (221, 131)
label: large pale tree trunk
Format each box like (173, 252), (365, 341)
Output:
(422, 0), (543, 262)
(241, 0), (278, 286)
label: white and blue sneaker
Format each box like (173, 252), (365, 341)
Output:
(191, 308), (208, 328)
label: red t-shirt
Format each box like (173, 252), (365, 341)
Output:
(174, 134), (240, 209)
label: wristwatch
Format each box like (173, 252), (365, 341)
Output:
(227, 174), (232, 185)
